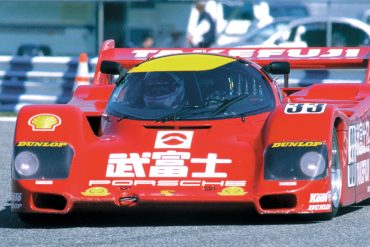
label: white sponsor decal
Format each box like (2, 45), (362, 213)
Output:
(103, 131), (237, 187)
(279, 181), (297, 186)
(284, 103), (326, 114)
(106, 151), (231, 178)
(11, 203), (22, 210)
(11, 192), (22, 210)
(35, 180), (54, 185)
(348, 121), (370, 187)
(89, 179), (246, 187)
(308, 204), (331, 211)
(131, 48), (360, 59)
(154, 131), (194, 149)
(357, 160), (370, 186)
(309, 193), (331, 203)
(11, 193), (22, 202)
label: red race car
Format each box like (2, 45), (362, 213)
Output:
(12, 40), (370, 223)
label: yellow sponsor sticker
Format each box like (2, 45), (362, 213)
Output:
(81, 187), (110, 197)
(28, 114), (61, 131)
(271, 141), (323, 148)
(160, 190), (175, 196)
(16, 142), (68, 147)
(217, 187), (247, 196)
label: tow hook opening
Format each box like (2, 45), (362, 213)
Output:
(118, 195), (139, 207)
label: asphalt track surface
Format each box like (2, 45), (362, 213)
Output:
(0, 119), (369, 247)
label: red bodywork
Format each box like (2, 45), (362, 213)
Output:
(11, 40), (370, 218)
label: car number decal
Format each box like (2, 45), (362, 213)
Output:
(284, 103), (326, 114)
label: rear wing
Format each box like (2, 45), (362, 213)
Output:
(93, 39), (370, 85)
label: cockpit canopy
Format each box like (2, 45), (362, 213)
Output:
(106, 54), (275, 121)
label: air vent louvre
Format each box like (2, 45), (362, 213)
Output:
(144, 125), (211, 130)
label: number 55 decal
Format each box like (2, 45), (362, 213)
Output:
(284, 103), (327, 114)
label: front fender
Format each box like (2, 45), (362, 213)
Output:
(14, 104), (98, 145)
(264, 103), (339, 146)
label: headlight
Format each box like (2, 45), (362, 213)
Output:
(14, 151), (39, 176)
(264, 142), (328, 180)
(300, 151), (326, 177)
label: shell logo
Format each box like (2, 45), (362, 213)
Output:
(28, 114), (61, 131)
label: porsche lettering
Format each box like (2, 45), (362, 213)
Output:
(89, 179), (247, 187)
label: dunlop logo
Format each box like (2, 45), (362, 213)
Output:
(17, 142), (68, 147)
(272, 142), (323, 148)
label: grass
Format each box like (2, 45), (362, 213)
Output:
(0, 112), (17, 117)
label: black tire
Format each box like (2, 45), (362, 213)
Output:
(17, 213), (65, 225)
(317, 130), (342, 220)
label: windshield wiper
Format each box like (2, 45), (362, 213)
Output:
(157, 105), (206, 122)
(117, 113), (135, 122)
(210, 94), (248, 118)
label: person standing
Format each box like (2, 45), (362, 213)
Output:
(187, 0), (216, 48)
(141, 33), (155, 48)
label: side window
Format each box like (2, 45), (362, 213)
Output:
(287, 27), (298, 42)
(300, 23), (326, 46)
(332, 23), (367, 46)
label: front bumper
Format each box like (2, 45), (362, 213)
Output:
(12, 178), (332, 215)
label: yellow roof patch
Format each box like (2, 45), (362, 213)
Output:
(129, 54), (235, 73)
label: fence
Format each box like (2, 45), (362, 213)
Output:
(0, 55), (96, 112)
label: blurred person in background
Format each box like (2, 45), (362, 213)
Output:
(248, 1), (273, 32)
(187, 0), (216, 48)
(141, 33), (155, 48)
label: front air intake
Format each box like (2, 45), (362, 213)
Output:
(259, 194), (297, 210)
(144, 125), (211, 130)
(33, 193), (67, 211)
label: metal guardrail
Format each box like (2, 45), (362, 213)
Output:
(0, 55), (96, 112)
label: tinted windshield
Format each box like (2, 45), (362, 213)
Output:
(106, 61), (275, 121)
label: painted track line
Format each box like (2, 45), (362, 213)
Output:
(0, 117), (17, 122)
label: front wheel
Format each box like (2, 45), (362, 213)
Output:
(318, 130), (342, 220)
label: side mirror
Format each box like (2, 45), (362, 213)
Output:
(263, 62), (290, 88)
(100, 61), (122, 75)
(263, 62), (290, 75)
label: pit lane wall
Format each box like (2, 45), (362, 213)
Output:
(0, 55), (96, 112)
